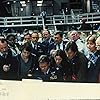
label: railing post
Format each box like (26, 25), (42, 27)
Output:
(41, 17), (45, 30)
(4, 17), (7, 26)
(63, 14), (66, 23)
(36, 17), (38, 26)
(92, 14), (93, 22)
(20, 17), (22, 25)
(65, 15), (68, 23)
(53, 16), (57, 31)
(87, 13), (88, 22)
(77, 15), (80, 22)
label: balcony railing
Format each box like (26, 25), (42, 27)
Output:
(0, 12), (100, 28)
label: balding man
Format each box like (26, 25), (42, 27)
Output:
(69, 31), (88, 56)
(96, 36), (100, 50)
(42, 30), (54, 55)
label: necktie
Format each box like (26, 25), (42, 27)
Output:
(58, 44), (60, 50)
(3, 54), (7, 58)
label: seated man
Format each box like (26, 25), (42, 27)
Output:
(6, 34), (20, 56)
(65, 41), (88, 82)
(31, 31), (46, 58)
(0, 39), (19, 80)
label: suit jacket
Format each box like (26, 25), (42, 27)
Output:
(31, 42), (46, 58)
(0, 50), (19, 80)
(49, 40), (68, 51)
(67, 52), (88, 83)
(42, 38), (54, 55)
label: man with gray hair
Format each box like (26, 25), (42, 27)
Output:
(69, 30), (88, 56)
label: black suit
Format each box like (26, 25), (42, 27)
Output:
(42, 38), (54, 55)
(31, 42), (46, 58)
(50, 40), (68, 51)
(0, 49), (19, 80)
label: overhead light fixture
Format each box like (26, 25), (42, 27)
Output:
(13, 1), (16, 3)
(7, 2), (10, 4)
(27, 0), (30, 3)
(37, 1), (43, 4)
(20, 1), (26, 4)
(22, 3), (26, 6)
(37, 0), (43, 6)
(21, 8), (24, 11)
(37, 3), (42, 6)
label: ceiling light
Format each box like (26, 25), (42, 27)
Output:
(21, 8), (24, 11)
(37, 3), (42, 6)
(13, 1), (16, 3)
(37, 1), (43, 4)
(20, 1), (26, 4)
(7, 2), (10, 4)
(22, 3), (26, 6)
(27, 0), (30, 3)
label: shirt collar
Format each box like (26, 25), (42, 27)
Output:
(0, 52), (3, 57)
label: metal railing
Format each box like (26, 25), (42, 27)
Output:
(0, 12), (100, 28)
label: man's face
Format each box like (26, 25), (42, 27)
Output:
(42, 30), (50, 40)
(24, 34), (31, 42)
(70, 31), (79, 41)
(65, 49), (76, 60)
(8, 36), (15, 46)
(0, 40), (8, 55)
(54, 34), (62, 44)
(31, 33), (39, 43)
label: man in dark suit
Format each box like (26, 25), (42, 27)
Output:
(31, 31), (46, 58)
(42, 29), (54, 55)
(64, 41), (88, 82)
(0, 39), (19, 80)
(49, 31), (68, 53)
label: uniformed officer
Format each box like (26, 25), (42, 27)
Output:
(32, 55), (64, 82)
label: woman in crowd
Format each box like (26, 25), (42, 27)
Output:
(50, 49), (71, 81)
(86, 35), (100, 82)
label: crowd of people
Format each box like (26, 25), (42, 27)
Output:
(0, 29), (100, 83)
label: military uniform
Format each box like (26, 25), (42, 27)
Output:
(32, 66), (64, 82)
